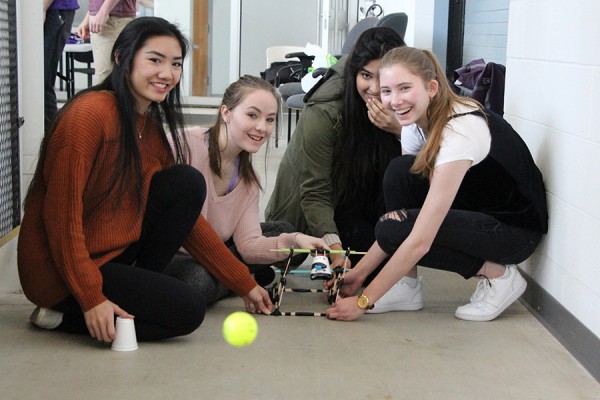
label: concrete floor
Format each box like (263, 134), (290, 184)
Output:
(1, 121), (599, 399)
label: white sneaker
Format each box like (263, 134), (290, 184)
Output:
(310, 254), (332, 280)
(30, 307), (63, 329)
(366, 276), (423, 314)
(455, 264), (527, 322)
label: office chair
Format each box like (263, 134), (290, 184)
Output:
(265, 46), (315, 146)
(376, 12), (408, 39)
(266, 46), (305, 67)
(264, 46), (313, 87)
(280, 16), (382, 143)
(341, 17), (379, 54)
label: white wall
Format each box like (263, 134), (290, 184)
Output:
(463, 0), (509, 66)
(505, 0), (600, 338)
(239, 0), (320, 78)
(153, 0), (193, 96)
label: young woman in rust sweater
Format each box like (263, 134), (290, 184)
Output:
(18, 17), (272, 343)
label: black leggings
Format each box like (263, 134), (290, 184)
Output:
(53, 165), (208, 341)
(375, 155), (542, 279)
(334, 207), (388, 286)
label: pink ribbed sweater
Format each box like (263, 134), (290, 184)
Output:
(186, 127), (296, 264)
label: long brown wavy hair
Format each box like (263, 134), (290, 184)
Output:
(380, 47), (483, 179)
(205, 75), (281, 190)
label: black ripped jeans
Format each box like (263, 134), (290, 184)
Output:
(375, 155), (543, 279)
(53, 165), (208, 341)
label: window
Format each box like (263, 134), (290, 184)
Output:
(0, 0), (20, 238)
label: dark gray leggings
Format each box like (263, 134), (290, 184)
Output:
(53, 165), (208, 341)
(376, 155), (542, 279)
(164, 221), (297, 304)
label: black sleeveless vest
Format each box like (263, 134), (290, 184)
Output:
(450, 110), (548, 233)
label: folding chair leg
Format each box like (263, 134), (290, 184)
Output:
(287, 109), (292, 143)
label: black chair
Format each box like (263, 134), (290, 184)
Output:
(72, 50), (95, 89)
(263, 49), (314, 147)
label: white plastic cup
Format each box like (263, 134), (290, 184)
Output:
(111, 317), (138, 351)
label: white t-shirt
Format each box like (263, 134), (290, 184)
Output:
(435, 105), (491, 167)
(400, 123), (425, 155)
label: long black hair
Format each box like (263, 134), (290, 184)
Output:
(332, 27), (405, 219)
(27, 17), (190, 210)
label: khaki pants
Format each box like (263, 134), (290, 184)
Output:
(90, 16), (133, 84)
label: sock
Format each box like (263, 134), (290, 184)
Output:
(493, 265), (511, 280)
(401, 276), (418, 288)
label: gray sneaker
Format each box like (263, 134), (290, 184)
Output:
(455, 264), (527, 322)
(30, 307), (63, 329)
(366, 276), (423, 314)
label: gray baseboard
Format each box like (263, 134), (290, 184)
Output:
(519, 271), (600, 382)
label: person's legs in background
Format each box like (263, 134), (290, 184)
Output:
(89, 16), (133, 83)
(44, 9), (75, 132)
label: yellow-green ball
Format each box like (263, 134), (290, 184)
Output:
(223, 312), (258, 347)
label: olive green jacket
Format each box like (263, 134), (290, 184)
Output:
(265, 59), (348, 239)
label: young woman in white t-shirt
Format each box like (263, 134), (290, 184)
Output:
(326, 47), (548, 322)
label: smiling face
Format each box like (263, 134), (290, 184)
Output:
(355, 59), (382, 103)
(129, 35), (183, 113)
(221, 89), (278, 154)
(379, 63), (438, 130)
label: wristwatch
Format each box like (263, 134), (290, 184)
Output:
(357, 293), (374, 310)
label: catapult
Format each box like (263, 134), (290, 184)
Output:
(267, 247), (365, 316)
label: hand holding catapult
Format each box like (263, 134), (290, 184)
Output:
(266, 247), (364, 316)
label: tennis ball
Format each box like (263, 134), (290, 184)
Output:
(222, 311), (258, 347)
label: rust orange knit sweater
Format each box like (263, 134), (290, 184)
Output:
(18, 91), (256, 312)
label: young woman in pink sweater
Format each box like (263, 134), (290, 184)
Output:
(166, 75), (328, 303)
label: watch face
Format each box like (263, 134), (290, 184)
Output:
(358, 295), (369, 309)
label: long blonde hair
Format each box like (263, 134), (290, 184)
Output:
(380, 47), (483, 179)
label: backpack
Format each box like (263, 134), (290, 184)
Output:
(260, 61), (303, 86)
(454, 59), (506, 116)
